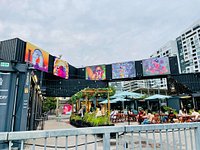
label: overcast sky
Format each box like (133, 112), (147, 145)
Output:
(0, 0), (200, 67)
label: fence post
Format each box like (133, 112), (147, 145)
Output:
(195, 123), (200, 150)
(103, 133), (110, 150)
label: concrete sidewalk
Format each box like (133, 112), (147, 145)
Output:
(43, 115), (138, 130)
(43, 115), (74, 130)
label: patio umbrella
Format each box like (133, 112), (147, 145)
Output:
(144, 94), (171, 100)
(111, 98), (131, 111)
(145, 94), (171, 119)
(110, 91), (144, 99)
(111, 98), (130, 103)
(99, 99), (117, 104)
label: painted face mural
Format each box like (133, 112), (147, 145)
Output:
(53, 58), (69, 79)
(25, 42), (49, 72)
(86, 65), (106, 80)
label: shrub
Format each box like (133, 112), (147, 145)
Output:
(70, 113), (112, 127)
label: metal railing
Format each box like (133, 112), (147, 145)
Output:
(0, 122), (200, 150)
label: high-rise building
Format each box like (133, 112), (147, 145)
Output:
(122, 20), (200, 93)
(149, 40), (180, 89)
(150, 40), (178, 58)
(109, 82), (123, 91)
(122, 41), (178, 92)
(123, 80), (145, 92)
(176, 20), (200, 73)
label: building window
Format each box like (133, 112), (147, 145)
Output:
(193, 53), (197, 56)
(186, 30), (192, 35)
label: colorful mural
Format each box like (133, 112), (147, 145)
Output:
(25, 42), (49, 72)
(86, 65), (106, 80)
(53, 58), (69, 79)
(112, 61), (135, 79)
(142, 57), (170, 76)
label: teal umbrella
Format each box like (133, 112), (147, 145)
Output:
(111, 98), (130, 103)
(99, 99), (117, 104)
(144, 94), (171, 100)
(110, 91), (144, 99)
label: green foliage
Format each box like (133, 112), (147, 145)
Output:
(108, 86), (116, 97)
(69, 87), (116, 104)
(98, 115), (110, 125)
(42, 97), (56, 112)
(83, 112), (96, 123)
(70, 114), (82, 121)
(140, 94), (148, 99)
(163, 106), (177, 114)
(70, 113), (111, 126)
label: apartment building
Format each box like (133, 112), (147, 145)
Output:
(122, 20), (200, 93)
(176, 20), (200, 73)
(150, 40), (178, 58)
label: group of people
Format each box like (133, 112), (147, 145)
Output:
(137, 108), (158, 124)
(136, 107), (200, 124)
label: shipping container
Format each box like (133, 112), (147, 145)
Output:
(43, 76), (108, 97)
(106, 64), (112, 80)
(69, 64), (78, 79)
(169, 56), (179, 75)
(77, 67), (85, 79)
(48, 54), (54, 73)
(135, 60), (143, 78)
(171, 73), (200, 92)
(0, 38), (26, 62)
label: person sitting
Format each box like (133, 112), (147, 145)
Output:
(142, 109), (154, 124)
(179, 108), (187, 116)
(110, 109), (117, 122)
(136, 108), (146, 125)
(168, 109), (177, 123)
(191, 108), (200, 121)
(96, 107), (102, 117)
(178, 108), (187, 122)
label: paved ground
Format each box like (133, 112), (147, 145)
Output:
(24, 115), (194, 150)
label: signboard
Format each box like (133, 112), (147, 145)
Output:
(142, 57), (170, 76)
(53, 58), (69, 79)
(25, 42), (49, 72)
(86, 65), (106, 80)
(0, 62), (9, 67)
(112, 61), (135, 79)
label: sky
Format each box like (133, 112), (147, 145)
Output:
(0, 0), (200, 67)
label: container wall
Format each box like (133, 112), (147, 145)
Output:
(69, 64), (78, 79)
(135, 60), (143, 78)
(0, 38), (26, 62)
(106, 64), (112, 81)
(169, 56), (179, 75)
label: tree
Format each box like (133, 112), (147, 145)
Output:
(43, 97), (57, 113)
